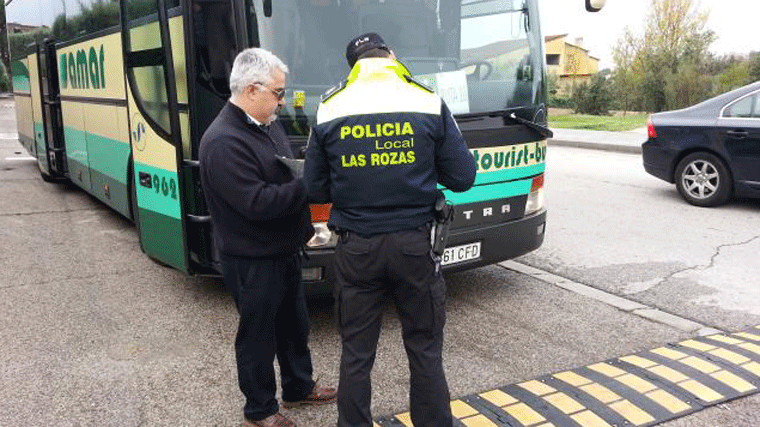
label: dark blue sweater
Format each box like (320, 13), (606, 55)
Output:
(199, 102), (313, 257)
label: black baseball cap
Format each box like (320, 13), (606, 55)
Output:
(345, 32), (390, 67)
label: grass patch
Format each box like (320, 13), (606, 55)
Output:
(549, 113), (649, 131)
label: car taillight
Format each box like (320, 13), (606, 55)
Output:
(647, 118), (657, 139)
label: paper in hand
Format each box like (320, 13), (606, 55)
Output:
(275, 155), (305, 179)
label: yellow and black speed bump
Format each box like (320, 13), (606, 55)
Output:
(374, 325), (760, 427)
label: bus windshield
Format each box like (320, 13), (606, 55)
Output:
(249, 0), (544, 130)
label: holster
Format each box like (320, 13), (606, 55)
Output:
(431, 195), (454, 256)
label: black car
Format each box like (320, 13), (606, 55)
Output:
(642, 81), (760, 207)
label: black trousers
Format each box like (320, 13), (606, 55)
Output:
(221, 253), (315, 421)
(334, 228), (453, 427)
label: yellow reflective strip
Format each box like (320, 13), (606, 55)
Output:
(504, 403), (546, 425)
(461, 414), (499, 427)
(479, 390), (518, 407)
(620, 355), (658, 368)
(709, 348), (751, 365)
(580, 383), (621, 404)
(679, 379), (723, 402)
(710, 370), (756, 393)
(588, 363), (626, 378)
(518, 380), (556, 396)
(571, 410), (613, 427)
(680, 356), (721, 374)
(742, 361), (760, 377)
(617, 373), (657, 393)
(679, 339), (716, 352)
(373, 423), (381, 427)
(735, 332), (760, 342)
(609, 400), (656, 425)
(706, 334), (743, 345)
(647, 365), (689, 383)
(645, 389), (691, 414)
(739, 342), (760, 355)
(554, 371), (592, 387)
(395, 412), (413, 427)
(316, 80), (441, 124)
(543, 392), (585, 414)
(450, 400), (479, 418)
(651, 347), (689, 360)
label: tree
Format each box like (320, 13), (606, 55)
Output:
(644, 0), (715, 110)
(9, 28), (51, 61)
(564, 50), (582, 94)
(572, 72), (613, 115)
(749, 52), (760, 82)
(611, 27), (640, 114)
(643, 0), (714, 72)
(714, 61), (750, 94)
(609, 0), (715, 112)
(665, 61), (712, 109)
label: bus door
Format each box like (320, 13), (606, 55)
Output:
(27, 52), (45, 172)
(37, 39), (67, 179)
(121, 0), (189, 272)
(183, 0), (240, 272)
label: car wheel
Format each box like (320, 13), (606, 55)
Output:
(674, 152), (732, 207)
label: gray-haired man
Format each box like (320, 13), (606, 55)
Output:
(199, 48), (336, 427)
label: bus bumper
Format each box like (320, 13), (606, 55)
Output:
(301, 209), (546, 296)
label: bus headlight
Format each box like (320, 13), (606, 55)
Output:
(525, 188), (545, 215)
(524, 174), (545, 216)
(306, 222), (338, 248)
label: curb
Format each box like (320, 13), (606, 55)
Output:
(548, 138), (642, 154)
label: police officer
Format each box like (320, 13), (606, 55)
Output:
(304, 33), (477, 427)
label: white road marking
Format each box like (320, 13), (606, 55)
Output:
(3, 156), (36, 161)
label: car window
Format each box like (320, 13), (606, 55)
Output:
(754, 95), (760, 118)
(723, 95), (754, 118)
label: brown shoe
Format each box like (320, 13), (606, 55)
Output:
(242, 412), (296, 427)
(282, 382), (337, 408)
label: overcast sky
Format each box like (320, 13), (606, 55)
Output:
(539, 0), (760, 70)
(7, 0), (758, 71)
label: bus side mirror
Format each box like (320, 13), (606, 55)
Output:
(264, 0), (272, 17)
(585, 0), (606, 12)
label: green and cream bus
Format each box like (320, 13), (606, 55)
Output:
(9, 0), (604, 293)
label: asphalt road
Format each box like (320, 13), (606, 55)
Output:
(519, 145), (760, 427)
(520, 146), (760, 332)
(2, 99), (759, 426)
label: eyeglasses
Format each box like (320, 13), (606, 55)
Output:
(254, 83), (286, 101)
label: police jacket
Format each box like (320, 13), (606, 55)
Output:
(199, 101), (314, 258)
(304, 58), (476, 236)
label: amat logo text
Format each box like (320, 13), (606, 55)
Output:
(59, 45), (106, 90)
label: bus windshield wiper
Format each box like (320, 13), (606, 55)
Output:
(455, 110), (553, 139)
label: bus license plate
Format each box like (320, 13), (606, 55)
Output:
(441, 242), (481, 266)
